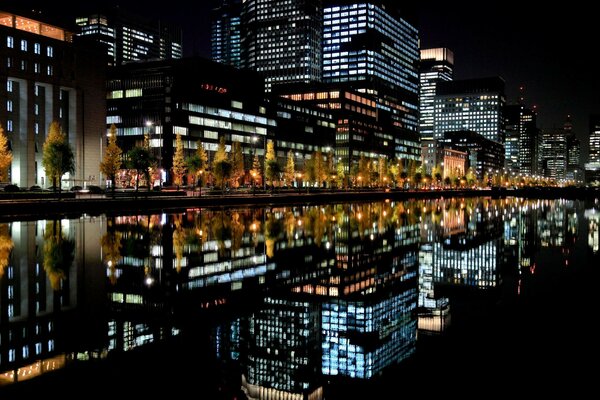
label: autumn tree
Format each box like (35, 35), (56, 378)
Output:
(326, 150), (335, 188)
(100, 124), (122, 197)
(43, 220), (75, 291)
(357, 155), (369, 187)
(230, 140), (244, 188)
(336, 163), (346, 189)
(0, 124), (12, 182)
(264, 140), (280, 189)
(42, 121), (75, 194)
(187, 141), (209, 187)
(172, 134), (187, 188)
(284, 150), (295, 186)
(313, 150), (325, 188)
(213, 136), (232, 193)
(378, 156), (388, 187)
(127, 135), (155, 192)
(0, 224), (13, 279)
(250, 154), (261, 189)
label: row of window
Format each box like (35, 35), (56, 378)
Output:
(7, 36), (54, 56)
(7, 57), (54, 75)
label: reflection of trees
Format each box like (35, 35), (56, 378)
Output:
(101, 218), (122, 285)
(0, 224), (13, 278)
(43, 220), (75, 291)
(212, 211), (232, 257)
(230, 212), (245, 253)
(264, 212), (282, 258)
(173, 215), (186, 273)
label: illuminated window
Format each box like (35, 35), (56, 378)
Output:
(20, 39), (27, 51)
(47, 45), (53, 57)
(34, 42), (41, 54)
(7, 36), (13, 48)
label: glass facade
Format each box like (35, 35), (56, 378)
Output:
(241, 0), (323, 91)
(541, 130), (567, 180)
(434, 77), (506, 144)
(76, 10), (182, 66)
(419, 48), (454, 141)
(211, 0), (242, 68)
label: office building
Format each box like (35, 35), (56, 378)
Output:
(586, 115), (600, 184)
(241, 0), (323, 91)
(517, 107), (539, 175)
(211, 0), (242, 68)
(541, 130), (566, 180)
(76, 7), (183, 66)
(421, 139), (467, 178)
(419, 48), (454, 140)
(434, 77), (506, 144)
(323, 1), (420, 161)
(1, 10), (105, 189)
(442, 130), (505, 180)
(107, 57), (275, 186)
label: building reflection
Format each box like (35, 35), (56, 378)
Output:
(0, 218), (105, 385)
(0, 197), (588, 391)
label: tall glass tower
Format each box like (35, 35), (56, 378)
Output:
(322, 1), (420, 159)
(211, 0), (242, 68)
(241, 0), (323, 91)
(419, 48), (454, 141)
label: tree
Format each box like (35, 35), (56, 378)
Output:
(230, 140), (244, 188)
(432, 164), (443, 186)
(466, 167), (477, 187)
(378, 156), (388, 187)
(264, 140), (279, 188)
(0, 124), (12, 182)
(357, 155), (369, 187)
(284, 150), (295, 186)
(313, 150), (325, 187)
(213, 136), (232, 193)
(43, 220), (75, 291)
(187, 141), (209, 187)
(127, 146), (154, 192)
(250, 154), (261, 189)
(326, 150), (336, 188)
(42, 121), (75, 194)
(100, 124), (122, 197)
(172, 134), (187, 189)
(336, 163), (346, 188)
(0, 224), (13, 279)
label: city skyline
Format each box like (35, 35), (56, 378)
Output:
(4, 0), (596, 153)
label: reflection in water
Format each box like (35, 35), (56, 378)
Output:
(0, 198), (598, 392)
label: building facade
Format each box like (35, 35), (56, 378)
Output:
(541, 129), (567, 180)
(323, 1), (420, 162)
(211, 0), (242, 68)
(443, 130), (505, 181)
(434, 77), (506, 144)
(107, 58), (275, 186)
(419, 48), (453, 141)
(585, 115), (600, 184)
(76, 8), (183, 66)
(1, 10), (105, 189)
(241, 0), (323, 91)
(517, 106), (539, 175)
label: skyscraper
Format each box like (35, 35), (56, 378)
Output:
(419, 48), (454, 140)
(76, 7), (183, 66)
(564, 116), (582, 181)
(211, 0), (242, 68)
(541, 130), (567, 180)
(505, 104), (538, 173)
(323, 1), (420, 134)
(517, 107), (539, 175)
(434, 77), (506, 144)
(241, 0), (323, 91)
(586, 115), (600, 184)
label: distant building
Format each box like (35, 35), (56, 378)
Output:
(443, 130), (505, 181)
(241, 0), (323, 91)
(211, 0), (242, 68)
(421, 139), (467, 179)
(541, 129), (567, 180)
(517, 107), (539, 175)
(585, 115), (600, 184)
(76, 7), (182, 66)
(565, 118), (582, 182)
(434, 77), (506, 144)
(1, 10), (105, 188)
(419, 48), (454, 141)
(107, 58), (274, 186)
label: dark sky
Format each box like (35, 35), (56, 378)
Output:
(8, 1), (598, 158)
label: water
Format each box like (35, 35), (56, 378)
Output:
(1, 197), (599, 396)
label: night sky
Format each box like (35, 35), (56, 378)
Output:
(7, 1), (598, 158)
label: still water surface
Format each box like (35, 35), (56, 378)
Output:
(1, 197), (599, 396)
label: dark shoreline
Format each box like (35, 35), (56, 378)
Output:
(1, 187), (599, 220)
